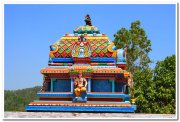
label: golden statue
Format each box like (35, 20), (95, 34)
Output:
(74, 72), (87, 97)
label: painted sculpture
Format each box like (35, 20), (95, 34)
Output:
(72, 34), (91, 58)
(73, 71), (88, 102)
(85, 14), (92, 26)
(25, 15), (136, 112)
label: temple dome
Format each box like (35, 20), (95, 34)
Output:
(73, 25), (100, 34)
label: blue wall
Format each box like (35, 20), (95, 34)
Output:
(53, 79), (71, 92)
(45, 79), (125, 93)
(115, 82), (125, 93)
(91, 80), (112, 92)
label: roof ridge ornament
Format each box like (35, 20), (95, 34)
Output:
(85, 14), (92, 26)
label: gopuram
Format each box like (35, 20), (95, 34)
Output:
(25, 15), (136, 112)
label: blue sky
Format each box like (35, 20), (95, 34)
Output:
(4, 4), (176, 90)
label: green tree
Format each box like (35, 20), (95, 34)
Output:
(114, 20), (154, 113)
(114, 21), (175, 114)
(133, 55), (176, 113)
(4, 86), (41, 111)
(113, 20), (152, 74)
(133, 68), (155, 113)
(114, 20), (155, 113)
(152, 55), (176, 114)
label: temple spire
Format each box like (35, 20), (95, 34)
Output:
(84, 14), (92, 26)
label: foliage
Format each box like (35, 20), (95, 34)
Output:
(4, 86), (41, 111)
(152, 55), (176, 114)
(133, 55), (176, 113)
(113, 20), (152, 74)
(114, 20), (175, 114)
(133, 68), (155, 113)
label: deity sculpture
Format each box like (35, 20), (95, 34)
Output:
(74, 72), (87, 98)
(84, 14), (92, 26)
(72, 35), (91, 58)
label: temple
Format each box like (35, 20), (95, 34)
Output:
(25, 15), (136, 112)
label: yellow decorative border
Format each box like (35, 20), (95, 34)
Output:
(61, 37), (78, 40)
(93, 68), (123, 73)
(61, 37), (108, 40)
(40, 68), (69, 74)
(86, 37), (108, 40)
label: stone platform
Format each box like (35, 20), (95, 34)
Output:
(4, 112), (176, 119)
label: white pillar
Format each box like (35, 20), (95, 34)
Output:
(88, 78), (91, 92)
(71, 78), (74, 92)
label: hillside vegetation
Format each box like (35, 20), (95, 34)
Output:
(4, 86), (41, 111)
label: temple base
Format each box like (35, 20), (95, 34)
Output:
(25, 101), (136, 113)
(25, 106), (136, 113)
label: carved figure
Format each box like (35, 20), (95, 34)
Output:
(74, 72), (87, 97)
(85, 14), (92, 26)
